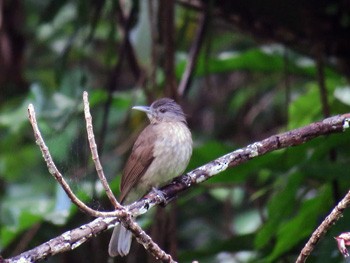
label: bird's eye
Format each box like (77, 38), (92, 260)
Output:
(159, 108), (167, 113)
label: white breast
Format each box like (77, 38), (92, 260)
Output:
(139, 122), (192, 190)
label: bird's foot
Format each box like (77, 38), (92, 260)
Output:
(149, 187), (177, 206)
(152, 187), (175, 207)
(152, 187), (166, 201)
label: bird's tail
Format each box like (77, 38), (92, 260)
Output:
(108, 223), (132, 257)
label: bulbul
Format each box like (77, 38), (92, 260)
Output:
(108, 98), (193, 257)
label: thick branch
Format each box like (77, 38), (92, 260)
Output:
(3, 110), (350, 262)
(128, 113), (350, 215)
(2, 217), (116, 263)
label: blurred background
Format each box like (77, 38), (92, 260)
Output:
(1, 0), (350, 262)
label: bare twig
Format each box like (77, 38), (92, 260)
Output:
(296, 189), (350, 262)
(128, 113), (350, 215)
(178, 11), (208, 96)
(117, 214), (177, 263)
(3, 217), (118, 263)
(26, 98), (175, 263)
(316, 47), (340, 202)
(27, 104), (114, 218)
(4, 105), (350, 263)
(3, 215), (175, 263)
(99, 0), (141, 152)
(294, 48), (342, 263)
(148, 0), (158, 92)
(83, 91), (120, 209)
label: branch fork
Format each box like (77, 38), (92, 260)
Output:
(2, 92), (350, 263)
(24, 91), (176, 263)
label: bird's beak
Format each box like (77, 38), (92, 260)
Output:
(132, 106), (151, 114)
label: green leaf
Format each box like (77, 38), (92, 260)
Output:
(288, 82), (322, 129)
(255, 172), (303, 249)
(0, 212), (42, 249)
(266, 185), (332, 262)
(176, 48), (340, 79)
(0, 183), (54, 248)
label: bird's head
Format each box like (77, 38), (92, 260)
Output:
(132, 98), (187, 124)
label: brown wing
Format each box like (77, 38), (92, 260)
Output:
(119, 125), (156, 203)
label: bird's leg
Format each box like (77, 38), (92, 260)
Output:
(152, 187), (166, 203)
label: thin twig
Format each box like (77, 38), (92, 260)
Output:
(27, 103), (176, 263)
(296, 189), (350, 262)
(27, 104), (115, 218)
(83, 91), (120, 209)
(99, 0), (141, 152)
(84, 91), (175, 262)
(177, 11), (208, 96)
(5, 107), (350, 263)
(296, 46), (341, 262)
(148, 0), (158, 92)
(316, 46), (340, 201)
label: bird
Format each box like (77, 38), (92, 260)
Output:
(108, 98), (193, 257)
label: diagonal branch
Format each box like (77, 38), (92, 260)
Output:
(3, 104), (350, 263)
(27, 104), (112, 218)
(296, 188), (350, 262)
(26, 96), (176, 263)
(129, 113), (350, 215)
(177, 10), (208, 97)
(2, 217), (117, 263)
(83, 91), (120, 209)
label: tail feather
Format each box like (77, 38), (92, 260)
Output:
(108, 224), (132, 257)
